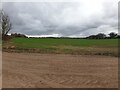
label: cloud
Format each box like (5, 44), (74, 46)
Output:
(2, 0), (118, 37)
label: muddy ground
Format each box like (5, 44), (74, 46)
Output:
(2, 52), (118, 88)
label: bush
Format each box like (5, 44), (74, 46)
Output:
(11, 33), (27, 38)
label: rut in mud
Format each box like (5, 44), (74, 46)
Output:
(3, 52), (118, 88)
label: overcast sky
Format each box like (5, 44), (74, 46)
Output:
(2, 0), (119, 37)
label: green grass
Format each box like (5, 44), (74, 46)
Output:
(11, 38), (118, 49)
(3, 38), (119, 56)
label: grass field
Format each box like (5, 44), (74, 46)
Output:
(3, 38), (119, 56)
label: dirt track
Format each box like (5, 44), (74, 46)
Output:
(2, 52), (118, 88)
(0, 51), (2, 89)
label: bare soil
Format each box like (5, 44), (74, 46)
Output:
(0, 51), (2, 89)
(2, 52), (118, 88)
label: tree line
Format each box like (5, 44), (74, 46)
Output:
(86, 32), (120, 39)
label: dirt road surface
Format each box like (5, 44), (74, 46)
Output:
(2, 52), (118, 88)
(0, 51), (2, 89)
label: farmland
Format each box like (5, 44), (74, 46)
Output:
(3, 38), (118, 56)
(2, 38), (118, 88)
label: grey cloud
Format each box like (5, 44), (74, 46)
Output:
(2, 1), (118, 37)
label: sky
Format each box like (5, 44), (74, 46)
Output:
(2, 0), (119, 37)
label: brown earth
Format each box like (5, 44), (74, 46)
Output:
(2, 52), (118, 88)
(0, 51), (2, 89)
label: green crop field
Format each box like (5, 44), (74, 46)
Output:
(12, 38), (118, 47)
(3, 38), (119, 56)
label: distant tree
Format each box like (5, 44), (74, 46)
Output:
(96, 33), (106, 39)
(87, 33), (106, 39)
(117, 35), (120, 38)
(11, 33), (27, 38)
(0, 10), (12, 40)
(86, 35), (97, 39)
(108, 32), (117, 39)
